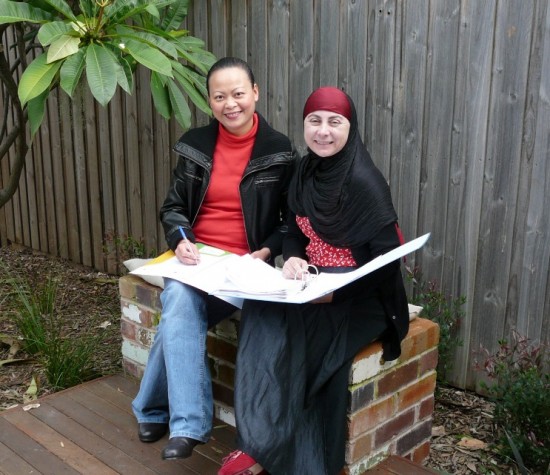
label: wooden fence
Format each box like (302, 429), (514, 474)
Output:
(1, 0), (549, 390)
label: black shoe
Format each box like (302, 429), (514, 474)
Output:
(161, 436), (201, 460)
(138, 422), (168, 443)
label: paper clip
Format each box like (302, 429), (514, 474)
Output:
(294, 265), (319, 290)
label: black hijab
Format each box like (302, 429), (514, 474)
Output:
(287, 87), (398, 248)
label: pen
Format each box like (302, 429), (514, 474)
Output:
(179, 226), (199, 263)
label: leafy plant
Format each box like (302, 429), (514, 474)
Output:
(0, 0), (215, 135)
(475, 331), (550, 474)
(103, 230), (155, 274)
(4, 272), (104, 390)
(406, 265), (465, 382)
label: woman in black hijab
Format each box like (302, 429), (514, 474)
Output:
(218, 87), (409, 475)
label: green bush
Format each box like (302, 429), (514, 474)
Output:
(406, 266), (465, 382)
(476, 332), (550, 474)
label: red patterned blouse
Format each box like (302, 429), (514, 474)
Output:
(295, 215), (357, 268)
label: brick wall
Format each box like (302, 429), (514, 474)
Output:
(119, 274), (439, 474)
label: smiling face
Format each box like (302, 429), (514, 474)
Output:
(208, 66), (259, 136)
(303, 110), (351, 157)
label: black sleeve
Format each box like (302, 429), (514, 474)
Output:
(332, 223), (402, 303)
(282, 211), (309, 261)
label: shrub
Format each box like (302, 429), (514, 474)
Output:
(406, 265), (465, 382)
(476, 331), (550, 474)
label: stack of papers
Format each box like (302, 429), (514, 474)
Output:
(129, 233), (431, 308)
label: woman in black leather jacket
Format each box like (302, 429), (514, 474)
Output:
(131, 56), (295, 462)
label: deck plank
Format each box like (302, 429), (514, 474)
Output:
(0, 416), (79, 474)
(0, 375), (437, 474)
(0, 440), (44, 475)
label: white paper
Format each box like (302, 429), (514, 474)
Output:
(213, 233), (431, 303)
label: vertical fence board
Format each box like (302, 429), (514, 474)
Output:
(367, 0), (397, 177)
(84, 91), (104, 270)
(445, 0), (495, 387)
(289, 0), (313, 150)
(246, 1), (268, 118)
(472, 1), (535, 389)
(58, 92), (79, 262)
(418, 0), (461, 285)
(516, 1), (550, 343)
(392, 1), (428, 249)
(47, 90), (68, 259)
(267, 1), (290, 134)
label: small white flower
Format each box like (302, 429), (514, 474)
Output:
(118, 43), (125, 49)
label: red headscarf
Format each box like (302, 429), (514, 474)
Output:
(302, 86), (352, 120)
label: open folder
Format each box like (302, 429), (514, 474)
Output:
(130, 233), (431, 308)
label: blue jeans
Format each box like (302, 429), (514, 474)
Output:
(132, 278), (236, 442)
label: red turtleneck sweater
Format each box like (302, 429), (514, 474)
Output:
(192, 114), (259, 255)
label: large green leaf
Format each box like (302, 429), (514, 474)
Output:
(27, 88), (49, 137)
(41, 0), (76, 21)
(78, 0), (96, 18)
(46, 34), (80, 62)
(0, 0), (53, 24)
(37, 20), (73, 46)
(167, 80), (191, 130)
(160, 0), (188, 30)
(171, 62), (210, 115)
(85, 43), (117, 106)
(173, 36), (216, 74)
(125, 39), (172, 77)
(150, 71), (171, 119)
(104, 44), (133, 94)
(115, 55), (133, 94)
(18, 52), (61, 105)
(116, 26), (178, 59)
(104, 0), (157, 24)
(60, 46), (86, 96)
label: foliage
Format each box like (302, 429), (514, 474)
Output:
(3, 272), (103, 390)
(406, 265), (465, 382)
(103, 230), (155, 274)
(0, 0), (215, 135)
(475, 331), (550, 474)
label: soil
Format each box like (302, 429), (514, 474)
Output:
(0, 244), (520, 474)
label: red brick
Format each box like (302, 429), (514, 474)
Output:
(135, 280), (162, 309)
(120, 319), (137, 341)
(349, 381), (375, 413)
(123, 358), (144, 379)
(395, 419), (432, 455)
(400, 319), (440, 360)
(411, 440), (431, 464)
(378, 360), (419, 397)
(349, 396), (395, 437)
(353, 340), (383, 363)
(212, 381), (234, 407)
(136, 327), (155, 347)
(398, 373), (437, 411)
(207, 335), (237, 363)
(119, 275), (138, 299)
(374, 408), (415, 447)
(419, 348), (439, 374)
(347, 432), (373, 464)
(418, 395), (435, 420)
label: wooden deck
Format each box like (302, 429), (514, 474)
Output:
(0, 374), (437, 474)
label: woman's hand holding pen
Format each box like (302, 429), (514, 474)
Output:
(176, 226), (200, 265)
(282, 257), (309, 280)
(176, 239), (200, 265)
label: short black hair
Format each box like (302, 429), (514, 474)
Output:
(206, 57), (256, 95)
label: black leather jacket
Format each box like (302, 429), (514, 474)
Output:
(160, 114), (296, 263)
